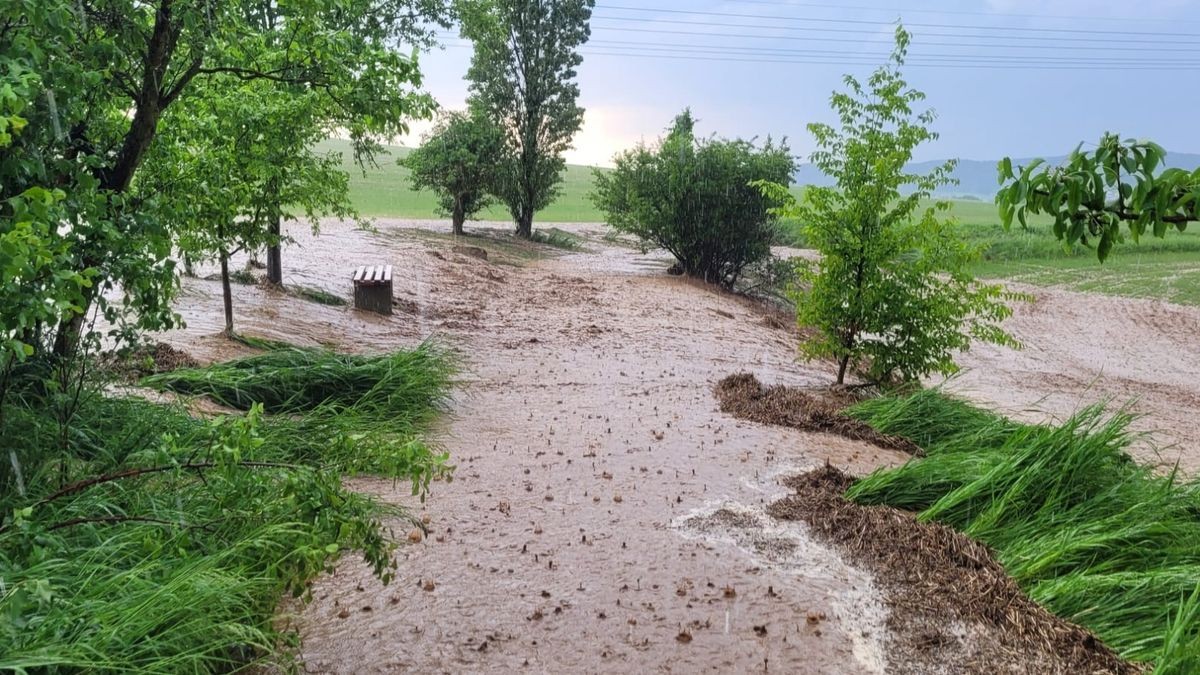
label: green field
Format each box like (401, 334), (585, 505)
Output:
(325, 138), (1200, 306)
(319, 138), (607, 222)
(953, 202), (1200, 306)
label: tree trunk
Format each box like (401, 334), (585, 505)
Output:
(836, 355), (850, 385)
(452, 198), (465, 236)
(516, 207), (533, 239)
(218, 220), (234, 335)
(219, 248), (234, 335)
(266, 213), (283, 286)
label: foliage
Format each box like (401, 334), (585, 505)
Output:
(402, 110), (506, 235)
(593, 110), (794, 288)
(847, 389), (1200, 670)
(0, 343), (453, 669)
(760, 27), (1017, 385)
(2, 0), (449, 357)
(997, 134), (1200, 262)
(461, 0), (594, 237)
(145, 77), (360, 332)
(0, 188), (93, 364)
(143, 343), (452, 419)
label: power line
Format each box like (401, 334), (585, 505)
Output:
(592, 15), (1200, 46)
(577, 47), (1200, 70)
(584, 24), (1200, 53)
(438, 40), (1200, 70)
(678, 0), (1200, 26)
(595, 4), (1200, 38)
(582, 39), (1200, 65)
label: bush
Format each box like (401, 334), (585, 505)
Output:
(758, 28), (1016, 385)
(591, 109), (795, 288)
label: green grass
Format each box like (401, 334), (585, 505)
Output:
(960, 222), (1200, 306)
(845, 389), (1200, 671)
(0, 344), (453, 670)
(318, 138), (607, 222)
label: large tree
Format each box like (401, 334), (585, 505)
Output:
(997, 134), (1200, 262)
(759, 27), (1017, 385)
(461, 0), (593, 238)
(402, 110), (505, 235)
(1, 0), (449, 358)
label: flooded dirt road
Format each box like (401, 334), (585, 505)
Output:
(159, 218), (1200, 672)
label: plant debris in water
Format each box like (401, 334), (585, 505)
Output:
(99, 341), (200, 380)
(714, 373), (921, 454)
(844, 388), (1200, 672)
(0, 343), (454, 670)
(769, 464), (1139, 675)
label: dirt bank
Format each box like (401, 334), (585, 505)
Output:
(946, 283), (1200, 472)
(155, 218), (1190, 672)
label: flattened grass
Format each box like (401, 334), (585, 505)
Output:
(0, 343), (454, 671)
(847, 388), (1200, 670)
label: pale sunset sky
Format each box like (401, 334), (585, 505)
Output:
(398, 0), (1200, 167)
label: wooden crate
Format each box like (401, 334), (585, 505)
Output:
(352, 265), (393, 315)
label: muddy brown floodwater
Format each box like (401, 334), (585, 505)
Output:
(158, 218), (1200, 673)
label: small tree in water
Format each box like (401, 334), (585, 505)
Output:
(402, 111), (505, 236)
(759, 27), (1018, 385)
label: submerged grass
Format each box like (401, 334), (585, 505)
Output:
(0, 342), (454, 671)
(142, 342), (451, 419)
(846, 388), (1200, 671)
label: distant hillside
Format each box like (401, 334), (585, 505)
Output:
(795, 152), (1200, 198)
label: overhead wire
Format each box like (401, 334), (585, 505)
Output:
(590, 14), (1200, 46)
(594, 4), (1200, 39)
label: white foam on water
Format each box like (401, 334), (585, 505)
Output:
(672, 497), (889, 675)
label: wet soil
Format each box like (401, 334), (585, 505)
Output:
(714, 373), (921, 456)
(947, 285), (1200, 472)
(768, 466), (1138, 675)
(154, 218), (1193, 672)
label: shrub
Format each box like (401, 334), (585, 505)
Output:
(758, 28), (1017, 385)
(592, 109), (795, 288)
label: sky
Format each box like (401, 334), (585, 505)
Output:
(399, 0), (1200, 167)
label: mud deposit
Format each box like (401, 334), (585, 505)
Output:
(768, 466), (1136, 675)
(155, 219), (1196, 672)
(948, 285), (1200, 472)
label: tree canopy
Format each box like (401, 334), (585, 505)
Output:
(402, 111), (506, 235)
(1, 0), (449, 356)
(760, 27), (1017, 385)
(461, 0), (594, 238)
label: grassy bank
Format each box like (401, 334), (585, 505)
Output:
(0, 343), (452, 670)
(845, 390), (1200, 672)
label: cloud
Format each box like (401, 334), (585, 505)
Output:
(984, 0), (1190, 18)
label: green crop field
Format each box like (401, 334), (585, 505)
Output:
(324, 138), (1200, 306)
